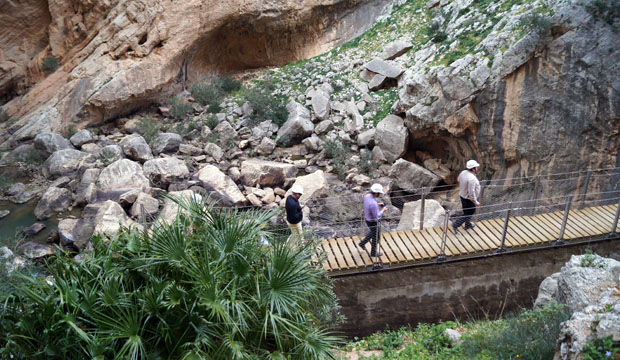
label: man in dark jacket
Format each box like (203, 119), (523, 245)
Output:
(285, 185), (304, 240)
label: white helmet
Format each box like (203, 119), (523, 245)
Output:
(466, 160), (480, 170)
(370, 183), (384, 194)
(291, 184), (304, 195)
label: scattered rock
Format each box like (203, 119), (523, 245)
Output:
(34, 186), (72, 220)
(364, 58), (404, 78)
(42, 149), (95, 179)
(315, 119), (334, 135)
(389, 159), (441, 192)
(380, 40), (413, 60)
(100, 144), (124, 163)
(257, 137), (276, 155)
(368, 74), (387, 91)
(120, 135), (153, 162)
(20, 241), (55, 259)
(285, 170), (329, 204)
(97, 159), (150, 191)
(396, 199), (446, 231)
(205, 143), (224, 162)
(240, 159), (298, 188)
(375, 115), (408, 163)
(22, 222), (46, 237)
(357, 129), (376, 147)
(34, 133), (74, 156)
(0, 210), (9, 219)
(92, 200), (142, 237)
(276, 101), (314, 145)
(143, 157), (189, 185)
(69, 129), (94, 148)
(130, 192), (160, 219)
(195, 165), (247, 206)
(311, 90), (331, 121)
(152, 132), (182, 155)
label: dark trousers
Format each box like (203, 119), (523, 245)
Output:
(453, 197), (476, 229)
(360, 220), (380, 256)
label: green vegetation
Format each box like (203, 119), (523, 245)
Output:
(0, 175), (13, 189)
(359, 150), (375, 178)
(368, 87), (399, 126)
(342, 303), (569, 359)
(0, 196), (341, 359)
(41, 56), (59, 73)
(242, 80), (288, 126)
(136, 114), (161, 144)
(166, 97), (193, 121)
(516, 12), (552, 36)
(18, 150), (44, 165)
(191, 75), (242, 112)
(205, 113), (219, 130)
(582, 336), (620, 360)
(580, 248), (607, 268)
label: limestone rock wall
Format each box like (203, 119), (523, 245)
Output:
(0, 0), (390, 147)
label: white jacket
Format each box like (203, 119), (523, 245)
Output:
(458, 170), (481, 202)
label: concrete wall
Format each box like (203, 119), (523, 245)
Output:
(332, 239), (620, 337)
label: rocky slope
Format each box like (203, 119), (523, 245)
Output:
(0, 0), (618, 251)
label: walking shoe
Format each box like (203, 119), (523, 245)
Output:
(370, 252), (383, 257)
(451, 221), (459, 234)
(464, 223), (476, 230)
(358, 242), (366, 249)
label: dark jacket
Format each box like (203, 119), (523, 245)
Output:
(285, 195), (303, 224)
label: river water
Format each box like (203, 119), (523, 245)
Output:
(0, 200), (59, 244)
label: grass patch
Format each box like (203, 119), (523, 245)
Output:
(242, 80), (288, 126)
(368, 87), (399, 126)
(136, 114), (162, 144)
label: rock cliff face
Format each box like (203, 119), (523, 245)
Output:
(0, 0), (390, 146)
(396, 0), (619, 187)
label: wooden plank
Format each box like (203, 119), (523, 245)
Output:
(512, 216), (556, 243)
(425, 227), (457, 257)
(451, 227), (480, 253)
(376, 233), (398, 264)
(342, 237), (365, 268)
(531, 214), (561, 239)
(455, 224), (490, 251)
(544, 211), (588, 239)
(473, 221), (505, 248)
(409, 230), (440, 258)
(405, 230), (435, 258)
(564, 211), (603, 239)
(509, 215), (548, 244)
(396, 231), (426, 260)
(326, 239), (347, 270)
(486, 218), (523, 247)
(351, 235), (375, 267)
(538, 212), (579, 240)
(596, 205), (620, 232)
(383, 233), (408, 262)
(318, 243), (335, 271)
(335, 238), (356, 269)
(504, 215), (538, 245)
(389, 232), (416, 261)
(576, 208), (613, 234)
(465, 223), (500, 249)
(586, 206), (615, 232)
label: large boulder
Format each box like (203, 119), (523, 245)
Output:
(69, 129), (94, 148)
(363, 58), (404, 78)
(157, 190), (201, 224)
(240, 159), (298, 187)
(20, 242), (55, 260)
(152, 132), (182, 155)
(380, 40), (413, 60)
(534, 255), (620, 360)
(97, 159), (150, 191)
(143, 157), (189, 185)
(195, 165), (247, 206)
(284, 170), (328, 204)
(389, 159), (441, 193)
(120, 135), (153, 162)
(91, 200), (141, 237)
(58, 217), (95, 250)
(396, 199), (446, 231)
(100, 145), (124, 164)
(311, 90), (331, 121)
(34, 187), (72, 220)
(130, 192), (160, 219)
(42, 149), (95, 179)
(375, 115), (408, 163)
(276, 102), (314, 145)
(34, 133), (74, 156)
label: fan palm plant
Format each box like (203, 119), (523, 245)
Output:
(0, 195), (342, 359)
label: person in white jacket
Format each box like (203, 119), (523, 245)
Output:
(452, 160), (481, 232)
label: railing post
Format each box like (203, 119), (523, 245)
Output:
(496, 203), (512, 253)
(531, 175), (540, 216)
(611, 197), (620, 237)
(419, 190), (426, 231)
(579, 170), (592, 210)
(475, 180), (487, 222)
(437, 210), (449, 261)
(557, 195), (573, 244)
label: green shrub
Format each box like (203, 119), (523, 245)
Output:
(324, 138), (344, 159)
(136, 114), (161, 144)
(580, 248), (607, 268)
(205, 113), (219, 130)
(166, 97), (193, 120)
(461, 302), (570, 359)
(359, 150), (374, 177)
(582, 335), (620, 360)
(586, 0), (620, 29)
(243, 81), (288, 126)
(516, 12), (551, 36)
(214, 75), (242, 93)
(191, 82), (222, 107)
(206, 101), (222, 114)
(18, 150), (44, 165)
(41, 56), (59, 73)
(0, 196), (341, 359)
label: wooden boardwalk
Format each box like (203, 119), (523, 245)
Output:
(320, 204), (620, 273)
